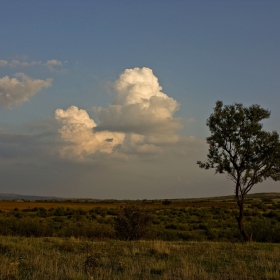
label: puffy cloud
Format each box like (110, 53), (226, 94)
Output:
(55, 106), (97, 128)
(55, 67), (189, 160)
(46, 60), (62, 66)
(96, 67), (181, 135)
(0, 73), (52, 108)
(113, 67), (167, 105)
(55, 106), (125, 160)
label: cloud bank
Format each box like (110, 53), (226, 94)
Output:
(55, 67), (191, 160)
(0, 59), (28, 67)
(0, 58), (67, 72)
(0, 73), (52, 108)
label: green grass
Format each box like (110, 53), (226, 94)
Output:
(1, 194), (280, 279)
(0, 236), (280, 279)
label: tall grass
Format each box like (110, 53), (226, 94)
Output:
(0, 236), (280, 279)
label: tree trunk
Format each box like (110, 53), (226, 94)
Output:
(236, 200), (252, 242)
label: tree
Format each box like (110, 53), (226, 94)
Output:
(114, 204), (152, 241)
(197, 101), (280, 242)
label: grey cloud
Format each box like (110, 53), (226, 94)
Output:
(0, 58), (67, 72)
(96, 98), (181, 135)
(0, 60), (8, 67)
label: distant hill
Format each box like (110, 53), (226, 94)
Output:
(0, 192), (280, 202)
(0, 193), (63, 201)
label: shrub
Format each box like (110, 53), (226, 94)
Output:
(162, 200), (172, 205)
(54, 206), (66, 216)
(114, 204), (152, 240)
(257, 203), (268, 211)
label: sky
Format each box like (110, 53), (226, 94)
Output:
(0, 0), (280, 199)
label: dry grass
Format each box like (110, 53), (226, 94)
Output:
(0, 236), (279, 279)
(0, 200), (236, 212)
(0, 201), (122, 211)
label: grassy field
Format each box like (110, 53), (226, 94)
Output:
(1, 193), (280, 278)
(0, 236), (279, 280)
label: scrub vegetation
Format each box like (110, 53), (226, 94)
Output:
(1, 193), (280, 279)
(0, 194), (280, 243)
(0, 193), (280, 242)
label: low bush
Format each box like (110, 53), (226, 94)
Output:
(114, 204), (152, 240)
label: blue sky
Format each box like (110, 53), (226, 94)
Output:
(0, 1), (279, 199)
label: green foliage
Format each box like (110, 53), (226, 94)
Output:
(198, 100), (280, 191)
(54, 206), (66, 216)
(114, 205), (153, 240)
(256, 203), (268, 211)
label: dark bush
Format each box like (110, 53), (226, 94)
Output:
(165, 223), (178, 230)
(162, 200), (172, 205)
(114, 204), (152, 240)
(257, 203), (268, 211)
(54, 206), (66, 216)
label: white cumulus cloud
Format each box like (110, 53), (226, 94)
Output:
(55, 106), (125, 160)
(55, 67), (189, 160)
(96, 67), (181, 134)
(0, 73), (52, 108)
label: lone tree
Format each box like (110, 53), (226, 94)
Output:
(197, 101), (280, 242)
